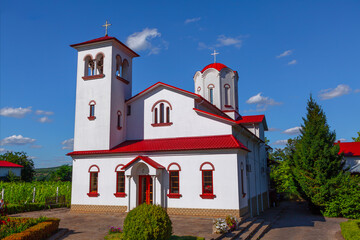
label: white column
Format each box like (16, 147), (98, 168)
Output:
(126, 175), (132, 212)
(152, 175), (156, 205)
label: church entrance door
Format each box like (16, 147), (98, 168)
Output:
(139, 175), (153, 205)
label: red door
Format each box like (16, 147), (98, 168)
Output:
(139, 175), (153, 205)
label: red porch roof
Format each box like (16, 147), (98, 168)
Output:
(67, 134), (250, 156)
(338, 142), (360, 157)
(0, 161), (23, 168)
(122, 156), (165, 170)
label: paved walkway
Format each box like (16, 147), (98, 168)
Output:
(11, 208), (218, 240)
(262, 201), (346, 240)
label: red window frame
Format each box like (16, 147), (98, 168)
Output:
(88, 165), (99, 197)
(117, 111), (122, 130)
(88, 100), (96, 120)
(167, 163), (182, 198)
(114, 171), (126, 197)
(200, 162), (216, 199)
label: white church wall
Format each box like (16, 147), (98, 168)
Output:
(220, 69), (236, 110)
(126, 87), (232, 140)
(71, 150), (243, 211)
(73, 44), (113, 151)
(202, 69), (221, 109)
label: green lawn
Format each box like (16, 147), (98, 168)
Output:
(340, 220), (360, 240)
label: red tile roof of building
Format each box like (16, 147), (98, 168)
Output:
(70, 35), (139, 57)
(201, 63), (229, 73)
(236, 115), (268, 130)
(0, 161), (23, 168)
(122, 156), (165, 170)
(67, 134), (250, 156)
(338, 142), (360, 157)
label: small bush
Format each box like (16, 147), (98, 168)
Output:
(340, 220), (360, 240)
(6, 203), (68, 215)
(123, 204), (172, 240)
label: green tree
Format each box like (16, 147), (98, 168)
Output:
(289, 96), (345, 211)
(6, 169), (21, 182)
(352, 131), (360, 142)
(52, 165), (72, 181)
(269, 138), (299, 198)
(0, 151), (35, 182)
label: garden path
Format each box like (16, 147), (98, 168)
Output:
(11, 208), (219, 239)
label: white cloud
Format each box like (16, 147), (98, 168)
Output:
(216, 35), (242, 48)
(0, 148), (7, 152)
(1, 135), (36, 146)
(38, 116), (52, 123)
(185, 17), (201, 24)
(319, 84), (351, 100)
(29, 156), (37, 159)
(246, 93), (282, 111)
(35, 110), (54, 115)
(276, 50), (292, 58)
(30, 145), (42, 149)
(288, 60), (297, 65)
(0, 107), (32, 118)
(336, 138), (346, 142)
(61, 138), (74, 150)
(354, 89), (360, 93)
(126, 28), (163, 54)
(268, 128), (281, 132)
(273, 139), (288, 145)
(283, 126), (302, 135)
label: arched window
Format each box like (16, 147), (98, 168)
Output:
(224, 84), (231, 106)
(114, 164), (126, 197)
(240, 162), (246, 198)
(122, 59), (129, 80)
(200, 162), (215, 199)
(117, 111), (122, 130)
(151, 100), (173, 127)
(197, 86), (201, 94)
(84, 55), (94, 76)
(115, 55), (122, 77)
(208, 84), (215, 104)
(95, 53), (104, 75)
(88, 165), (100, 197)
(167, 163), (182, 198)
(88, 100), (96, 120)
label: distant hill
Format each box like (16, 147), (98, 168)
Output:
(34, 166), (62, 181)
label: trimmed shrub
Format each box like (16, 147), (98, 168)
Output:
(123, 204), (172, 240)
(340, 220), (360, 240)
(3, 218), (60, 240)
(6, 203), (69, 215)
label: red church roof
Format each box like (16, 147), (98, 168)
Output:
(70, 35), (139, 57)
(0, 161), (23, 168)
(201, 63), (229, 73)
(67, 134), (250, 156)
(338, 142), (360, 157)
(122, 156), (165, 170)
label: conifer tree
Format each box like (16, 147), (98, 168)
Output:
(290, 96), (344, 211)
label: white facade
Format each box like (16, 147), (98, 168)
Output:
(69, 36), (270, 217)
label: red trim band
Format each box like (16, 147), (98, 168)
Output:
(82, 74), (105, 80)
(151, 122), (173, 127)
(167, 193), (182, 199)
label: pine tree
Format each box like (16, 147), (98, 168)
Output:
(290, 96), (345, 211)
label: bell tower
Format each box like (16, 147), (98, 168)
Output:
(71, 31), (139, 151)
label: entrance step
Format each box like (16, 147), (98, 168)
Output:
(250, 221), (270, 240)
(218, 218), (257, 240)
(237, 218), (264, 240)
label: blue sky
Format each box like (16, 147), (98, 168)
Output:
(1, 1), (359, 168)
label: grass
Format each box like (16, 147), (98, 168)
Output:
(340, 219), (360, 240)
(104, 233), (205, 240)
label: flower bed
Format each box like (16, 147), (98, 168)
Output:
(0, 216), (60, 240)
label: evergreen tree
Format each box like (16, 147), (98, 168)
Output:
(289, 96), (345, 211)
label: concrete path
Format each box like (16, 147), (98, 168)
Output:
(11, 208), (218, 240)
(262, 201), (346, 240)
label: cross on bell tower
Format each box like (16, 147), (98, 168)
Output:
(211, 50), (219, 63)
(102, 20), (112, 36)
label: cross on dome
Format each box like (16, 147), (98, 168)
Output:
(102, 20), (112, 36)
(211, 50), (219, 63)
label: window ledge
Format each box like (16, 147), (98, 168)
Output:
(200, 194), (216, 199)
(116, 76), (129, 84)
(117, 126), (122, 130)
(114, 192), (127, 198)
(167, 193), (182, 199)
(224, 105), (232, 108)
(82, 74), (105, 80)
(87, 192), (99, 197)
(151, 122), (173, 127)
(88, 116), (96, 121)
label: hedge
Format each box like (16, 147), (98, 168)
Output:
(6, 203), (70, 215)
(3, 218), (60, 240)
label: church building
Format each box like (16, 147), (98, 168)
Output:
(67, 31), (270, 218)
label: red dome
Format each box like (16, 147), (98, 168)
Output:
(201, 63), (228, 73)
